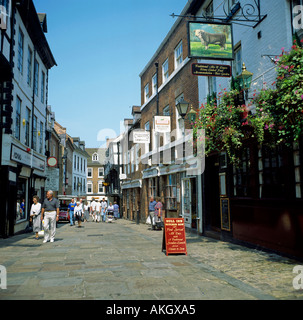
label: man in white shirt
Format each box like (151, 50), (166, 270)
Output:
(100, 198), (107, 222)
(95, 200), (101, 222)
(90, 198), (97, 222)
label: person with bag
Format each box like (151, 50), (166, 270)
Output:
(154, 197), (163, 230)
(30, 195), (41, 240)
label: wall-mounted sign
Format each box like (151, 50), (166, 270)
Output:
(47, 156), (58, 167)
(133, 130), (150, 144)
(11, 144), (45, 171)
(220, 198), (231, 231)
(188, 21), (233, 60)
(162, 218), (187, 256)
(192, 63), (231, 77)
(154, 116), (171, 133)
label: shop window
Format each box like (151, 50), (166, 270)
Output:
(165, 174), (177, 210)
(260, 145), (289, 199)
(233, 148), (251, 197)
(16, 178), (27, 222)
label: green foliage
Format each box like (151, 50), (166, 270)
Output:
(193, 39), (303, 165)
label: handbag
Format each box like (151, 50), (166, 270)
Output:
(146, 216), (151, 225)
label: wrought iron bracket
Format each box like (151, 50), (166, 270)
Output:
(171, 0), (267, 28)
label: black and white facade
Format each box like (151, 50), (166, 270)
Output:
(0, 0), (56, 237)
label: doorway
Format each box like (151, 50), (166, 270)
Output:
(182, 177), (197, 230)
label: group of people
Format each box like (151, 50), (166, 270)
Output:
(29, 191), (120, 243)
(89, 198), (119, 223)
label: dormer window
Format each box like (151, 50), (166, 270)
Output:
(92, 153), (99, 161)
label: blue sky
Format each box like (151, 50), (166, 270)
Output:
(33, 0), (188, 148)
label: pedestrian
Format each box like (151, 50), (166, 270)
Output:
(67, 198), (76, 226)
(74, 201), (83, 227)
(148, 197), (157, 230)
(100, 198), (107, 222)
(113, 201), (119, 220)
(90, 198), (97, 222)
(83, 201), (90, 222)
(107, 202), (114, 222)
(41, 190), (60, 243)
(30, 195), (41, 240)
(154, 197), (163, 230)
(95, 200), (101, 222)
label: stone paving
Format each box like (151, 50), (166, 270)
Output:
(0, 218), (302, 300)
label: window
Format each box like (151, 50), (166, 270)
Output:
(87, 182), (92, 194)
(33, 115), (37, 151)
(27, 47), (32, 86)
(162, 59), (169, 82)
(98, 167), (104, 177)
(17, 29), (24, 73)
(34, 59), (39, 96)
(149, 177), (157, 198)
(15, 97), (21, 140)
(233, 148), (251, 197)
(145, 121), (150, 131)
(87, 168), (92, 178)
(175, 95), (185, 139)
(98, 182), (104, 194)
(233, 43), (242, 76)
(208, 76), (217, 97)
(144, 83), (149, 103)
(25, 107), (30, 146)
(39, 122), (43, 154)
(165, 174), (177, 210)
(174, 41), (183, 68)
(260, 146), (288, 199)
(205, 1), (214, 18)
(74, 177), (76, 191)
(74, 155), (76, 169)
(41, 71), (45, 103)
(92, 153), (98, 161)
(152, 73), (157, 95)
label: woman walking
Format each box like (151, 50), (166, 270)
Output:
(30, 195), (41, 239)
(154, 197), (163, 230)
(83, 201), (90, 222)
(74, 201), (83, 227)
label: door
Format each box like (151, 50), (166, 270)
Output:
(182, 178), (191, 228)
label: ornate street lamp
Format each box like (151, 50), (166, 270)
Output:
(176, 97), (189, 119)
(237, 63), (253, 100)
(187, 105), (196, 123)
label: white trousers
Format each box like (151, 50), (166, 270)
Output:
(44, 211), (56, 241)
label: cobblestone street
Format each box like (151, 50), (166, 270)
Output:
(0, 218), (302, 300)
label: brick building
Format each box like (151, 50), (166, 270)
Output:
(121, 1), (202, 231)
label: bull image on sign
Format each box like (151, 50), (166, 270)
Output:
(188, 22), (233, 60)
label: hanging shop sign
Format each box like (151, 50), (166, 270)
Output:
(133, 130), (150, 144)
(192, 63), (231, 77)
(154, 116), (171, 133)
(162, 218), (187, 256)
(188, 21), (233, 60)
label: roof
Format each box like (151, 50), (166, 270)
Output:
(86, 148), (107, 166)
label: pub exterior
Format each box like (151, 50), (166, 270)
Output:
(118, 0), (303, 260)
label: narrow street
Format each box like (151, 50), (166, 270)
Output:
(0, 218), (302, 301)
